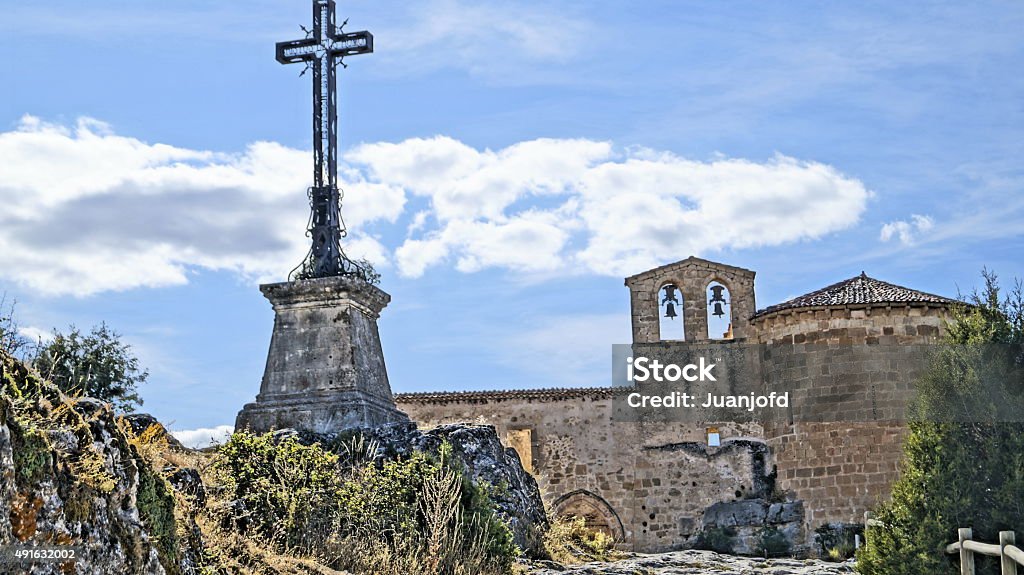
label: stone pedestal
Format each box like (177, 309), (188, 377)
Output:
(236, 275), (409, 434)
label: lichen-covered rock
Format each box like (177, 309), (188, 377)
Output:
(0, 352), (190, 575)
(703, 499), (769, 528)
(767, 501), (803, 524)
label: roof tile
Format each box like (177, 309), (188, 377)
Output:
(754, 272), (954, 318)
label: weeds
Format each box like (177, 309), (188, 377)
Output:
(543, 515), (619, 564)
(208, 431), (518, 575)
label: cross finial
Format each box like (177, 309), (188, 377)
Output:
(277, 0), (376, 282)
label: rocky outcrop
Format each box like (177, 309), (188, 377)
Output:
(165, 466), (206, 507)
(0, 353), (185, 574)
(528, 550), (855, 575)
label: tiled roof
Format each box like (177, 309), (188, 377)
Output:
(753, 272), (954, 319)
(395, 386), (620, 404)
(624, 256), (755, 284)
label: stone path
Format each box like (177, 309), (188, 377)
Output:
(527, 550), (856, 574)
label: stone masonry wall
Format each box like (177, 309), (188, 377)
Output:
(397, 390), (772, 553)
(754, 304), (948, 533)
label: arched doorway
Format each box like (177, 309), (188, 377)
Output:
(552, 490), (625, 542)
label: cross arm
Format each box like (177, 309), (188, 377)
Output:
(329, 30), (373, 58)
(277, 38), (319, 64)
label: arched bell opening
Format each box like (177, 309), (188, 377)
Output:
(658, 283), (685, 341)
(707, 280), (733, 340)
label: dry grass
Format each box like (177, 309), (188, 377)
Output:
(542, 516), (621, 565)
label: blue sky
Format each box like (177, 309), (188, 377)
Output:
(1, 0), (1022, 442)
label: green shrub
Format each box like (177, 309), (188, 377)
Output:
(214, 431), (341, 551)
(33, 323), (147, 412)
(214, 431), (518, 575)
(334, 441), (517, 573)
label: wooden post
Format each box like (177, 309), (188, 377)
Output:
(1000, 531), (1017, 575)
(960, 528), (976, 575)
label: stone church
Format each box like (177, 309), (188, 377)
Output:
(396, 256), (954, 553)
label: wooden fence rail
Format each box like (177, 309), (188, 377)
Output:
(946, 528), (1023, 575)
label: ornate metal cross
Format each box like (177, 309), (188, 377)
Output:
(277, 0), (375, 281)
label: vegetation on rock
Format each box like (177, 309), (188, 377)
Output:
(1, 344), (541, 575)
(209, 429), (518, 575)
(1, 350), (180, 573)
(814, 524), (860, 562)
(755, 525), (792, 558)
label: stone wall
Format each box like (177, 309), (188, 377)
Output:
(398, 389), (775, 553)
(754, 304), (948, 531)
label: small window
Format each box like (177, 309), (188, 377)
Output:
(659, 283), (685, 341)
(707, 281), (732, 340)
(706, 427), (721, 447)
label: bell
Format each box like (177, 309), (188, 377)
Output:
(709, 285), (727, 303)
(665, 302), (678, 319)
(712, 302), (725, 317)
(662, 285), (680, 305)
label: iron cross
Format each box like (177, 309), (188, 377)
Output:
(277, 0), (374, 280)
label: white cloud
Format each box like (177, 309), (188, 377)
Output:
(351, 138), (871, 278)
(17, 326), (54, 344)
(0, 116), (403, 296)
(170, 425), (234, 449)
(0, 117), (870, 295)
(880, 214), (934, 245)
